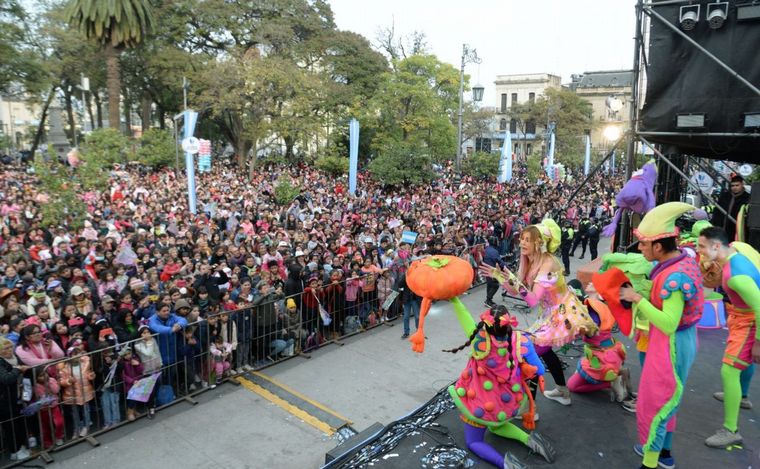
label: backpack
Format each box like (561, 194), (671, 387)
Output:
(156, 384), (176, 406)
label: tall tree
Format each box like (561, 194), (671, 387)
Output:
(66, 0), (154, 131)
(532, 88), (593, 168)
(366, 54), (460, 162)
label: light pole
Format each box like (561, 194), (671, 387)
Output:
(456, 44), (483, 173)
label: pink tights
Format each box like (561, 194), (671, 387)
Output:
(567, 373), (610, 393)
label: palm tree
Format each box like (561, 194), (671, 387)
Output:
(66, 0), (154, 132)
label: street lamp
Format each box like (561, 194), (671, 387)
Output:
(456, 44), (483, 173)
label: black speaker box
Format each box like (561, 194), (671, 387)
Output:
(750, 182), (760, 205)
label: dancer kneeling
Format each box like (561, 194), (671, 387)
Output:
(447, 299), (556, 469)
(565, 283), (629, 401)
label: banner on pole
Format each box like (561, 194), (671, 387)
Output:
(349, 118), (360, 195)
(183, 110), (199, 214)
(497, 130), (513, 183)
(584, 134), (591, 176)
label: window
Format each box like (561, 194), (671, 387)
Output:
(499, 118), (507, 130)
(527, 143), (533, 155)
(528, 92), (535, 104)
(526, 120), (536, 134)
(509, 119), (517, 134)
(500, 94), (507, 113)
(511, 93), (518, 105)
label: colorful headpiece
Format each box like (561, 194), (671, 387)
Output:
(534, 218), (561, 254)
(480, 309), (518, 328)
(633, 202), (695, 242)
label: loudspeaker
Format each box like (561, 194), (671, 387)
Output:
(640, 1), (760, 160)
(747, 228), (760, 252)
(655, 152), (686, 204)
(747, 204), (760, 230)
(751, 182), (760, 205)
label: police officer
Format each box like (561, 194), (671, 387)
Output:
(570, 216), (590, 259)
(561, 220), (574, 276)
(588, 217), (600, 260)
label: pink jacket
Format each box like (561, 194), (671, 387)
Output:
(33, 377), (61, 407)
(15, 342), (65, 367)
(57, 356), (96, 405)
(345, 278), (364, 302)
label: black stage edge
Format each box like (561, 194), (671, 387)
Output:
(323, 328), (760, 468)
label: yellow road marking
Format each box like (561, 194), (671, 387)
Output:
(251, 372), (353, 425)
(235, 376), (335, 435)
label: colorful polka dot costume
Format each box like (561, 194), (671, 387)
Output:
(448, 329), (544, 428)
(650, 256), (704, 330)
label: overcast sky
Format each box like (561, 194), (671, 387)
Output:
(328, 0), (637, 106)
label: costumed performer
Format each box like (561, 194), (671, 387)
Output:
(447, 299), (556, 469)
(619, 202), (704, 469)
(480, 220), (598, 406)
(696, 227), (760, 448)
(564, 280), (630, 402)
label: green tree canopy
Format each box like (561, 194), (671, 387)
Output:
(365, 54), (460, 163)
(463, 151), (500, 180)
(368, 140), (435, 186)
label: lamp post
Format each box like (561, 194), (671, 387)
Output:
(456, 44), (483, 173)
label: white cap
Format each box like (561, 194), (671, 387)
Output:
(295, 250), (305, 257)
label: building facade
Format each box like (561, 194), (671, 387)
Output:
(491, 73), (561, 159)
(0, 94), (42, 151)
(569, 70), (633, 157)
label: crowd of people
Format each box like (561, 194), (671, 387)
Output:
(0, 156), (622, 461)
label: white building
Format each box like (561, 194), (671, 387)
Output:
(492, 73), (562, 158)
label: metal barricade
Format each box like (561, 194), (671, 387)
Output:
(0, 264), (490, 466)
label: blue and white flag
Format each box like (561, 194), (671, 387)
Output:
(497, 130), (513, 183)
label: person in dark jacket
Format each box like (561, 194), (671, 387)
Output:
(483, 236), (505, 307)
(394, 272), (421, 339)
(253, 284), (284, 361)
(570, 216), (590, 259)
(283, 263), (304, 309)
(560, 220), (574, 276)
(0, 337), (30, 460)
(587, 218), (600, 261)
(192, 263), (229, 302)
(712, 175), (751, 241)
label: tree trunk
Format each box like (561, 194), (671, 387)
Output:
(141, 91), (151, 131)
(248, 139), (257, 181)
(30, 89), (56, 157)
(158, 108), (166, 129)
(123, 88), (132, 137)
(85, 91), (95, 132)
(94, 91), (104, 128)
(64, 88), (75, 144)
(284, 135), (295, 161)
(104, 43), (122, 132)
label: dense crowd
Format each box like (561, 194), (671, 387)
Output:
(0, 158), (622, 460)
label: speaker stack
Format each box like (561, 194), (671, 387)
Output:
(746, 182), (760, 251)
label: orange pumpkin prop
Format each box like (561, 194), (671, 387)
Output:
(406, 255), (474, 353)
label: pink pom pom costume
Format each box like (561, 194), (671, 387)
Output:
(445, 298), (555, 468)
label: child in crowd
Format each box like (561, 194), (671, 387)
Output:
(57, 343), (96, 438)
(121, 347), (143, 421)
(34, 367), (64, 448)
(210, 334), (232, 388)
(99, 350), (122, 428)
(376, 269), (394, 323)
(133, 323), (162, 418)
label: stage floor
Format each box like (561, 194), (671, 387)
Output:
(329, 327), (760, 469)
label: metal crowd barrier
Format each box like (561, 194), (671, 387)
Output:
(0, 254), (493, 466)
